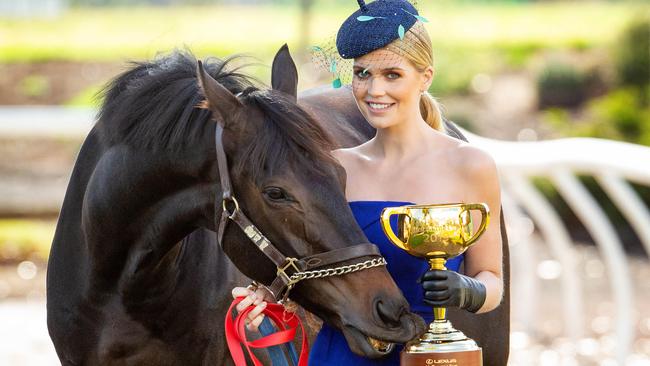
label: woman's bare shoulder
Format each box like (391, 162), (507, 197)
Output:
(331, 147), (353, 158)
(332, 142), (369, 160)
(332, 146), (366, 168)
(453, 142), (498, 182)
(331, 147), (353, 164)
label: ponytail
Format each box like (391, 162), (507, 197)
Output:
(419, 91), (445, 132)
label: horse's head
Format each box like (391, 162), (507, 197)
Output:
(196, 45), (425, 357)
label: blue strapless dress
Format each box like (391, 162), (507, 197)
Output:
(308, 201), (464, 365)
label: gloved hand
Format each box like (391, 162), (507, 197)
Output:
(421, 270), (486, 313)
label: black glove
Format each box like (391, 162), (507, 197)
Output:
(421, 270), (486, 313)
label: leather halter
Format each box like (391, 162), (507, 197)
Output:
(213, 111), (385, 301)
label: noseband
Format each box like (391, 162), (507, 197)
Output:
(213, 107), (386, 302)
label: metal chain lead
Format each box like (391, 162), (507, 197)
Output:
(277, 257), (387, 303)
(289, 257), (387, 285)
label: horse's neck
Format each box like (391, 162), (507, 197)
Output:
(298, 86), (374, 148)
(81, 144), (214, 301)
(49, 127), (106, 305)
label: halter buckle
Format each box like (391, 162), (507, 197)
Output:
(275, 258), (302, 303)
(277, 257), (301, 284)
(222, 196), (240, 219)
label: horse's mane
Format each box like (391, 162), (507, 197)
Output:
(235, 88), (336, 182)
(97, 50), (254, 151)
(96, 50), (335, 179)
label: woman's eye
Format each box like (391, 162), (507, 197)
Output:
(386, 73), (400, 80)
(355, 70), (370, 79)
(263, 187), (290, 202)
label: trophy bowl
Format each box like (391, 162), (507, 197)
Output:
(380, 203), (490, 366)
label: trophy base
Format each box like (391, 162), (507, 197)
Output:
(400, 320), (482, 366)
(401, 350), (482, 366)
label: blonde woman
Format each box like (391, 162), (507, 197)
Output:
(234, 1), (504, 364)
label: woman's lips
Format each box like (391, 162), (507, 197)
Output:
(366, 101), (395, 114)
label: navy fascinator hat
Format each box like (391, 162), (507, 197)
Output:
(336, 0), (426, 59)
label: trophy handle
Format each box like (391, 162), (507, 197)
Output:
(380, 206), (409, 249)
(463, 203), (490, 246)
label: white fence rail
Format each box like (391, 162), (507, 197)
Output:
(0, 107), (94, 139)
(465, 130), (650, 364)
(0, 107), (94, 216)
(0, 0), (67, 18)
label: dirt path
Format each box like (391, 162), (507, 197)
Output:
(0, 300), (58, 365)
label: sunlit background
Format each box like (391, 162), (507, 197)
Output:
(0, 0), (648, 365)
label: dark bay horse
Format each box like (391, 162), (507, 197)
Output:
(46, 45), (425, 365)
(47, 45), (509, 365)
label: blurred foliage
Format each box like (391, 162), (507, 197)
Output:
(496, 42), (543, 68)
(537, 62), (588, 109)
(536, 59), (608, 109)
(586, 89), (650, 144)
(0, 220), (55, 263)
(540, 15), (650, 146)
(615, 15), (650, 102)
(429, 46), (495, 96)
(544, 88), (650, 146)
(19, 75), (51, 98)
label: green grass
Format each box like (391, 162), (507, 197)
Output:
(0, 220), (56, 262)
(0, 2), (640, 63)
(3, 1), (643, 103)
(0, 5), (300, 62)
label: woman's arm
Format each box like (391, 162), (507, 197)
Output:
(461, 146), (504, 313)
(420, 146), (504, 314)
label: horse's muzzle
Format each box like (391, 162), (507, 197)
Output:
(341, 311), (427, 358)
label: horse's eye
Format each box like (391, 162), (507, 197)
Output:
(263, 187), (290, 202)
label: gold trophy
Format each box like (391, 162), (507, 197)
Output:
(380, 203), (490, 366)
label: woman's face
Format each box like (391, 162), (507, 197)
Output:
(351, 49), (431, 130)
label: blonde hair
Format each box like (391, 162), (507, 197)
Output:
(384, 22), (445, 132)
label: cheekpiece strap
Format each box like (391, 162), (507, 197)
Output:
(215, 122), (231, 200)
(214, 121), (288, 266)
(215, 121), (231, 245)
(228, 206), (288, 266)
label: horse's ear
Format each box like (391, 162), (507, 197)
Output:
(271, 44), (298, 101)
(196, 60), (243, 124)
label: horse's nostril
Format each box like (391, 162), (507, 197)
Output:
(375, 299), (402, 328)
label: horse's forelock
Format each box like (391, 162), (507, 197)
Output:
(233, 89), (337, 184)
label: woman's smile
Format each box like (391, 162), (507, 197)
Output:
(366, 100), (396, 114)
(351, 49), (427, 128)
